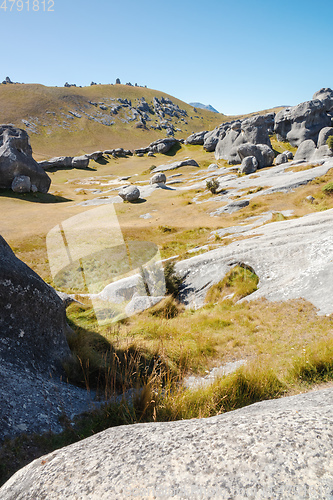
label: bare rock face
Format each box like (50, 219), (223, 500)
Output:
(11, 175), (31, 193)
(118, 185), (140, 201)
(0, 125), (51, 193)
(274, 100), (331, 147)
(0, 235), (72, 375)
(1, 388), (332, 499)
(150, 172), (167, 184)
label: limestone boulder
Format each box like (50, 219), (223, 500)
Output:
(0, 125), (51, 193)
(72, 156), (90, 169)
(11, 175), (31, 193)
(38, 156), (73, 170)
(294, 139), (317, 162)
(185, 130), (208, 145)
(240, 156), (258, 174)
(312, 87), (333, 112)
(275, 153), (288, 165)
(238, 143), (275, 168)
(317, 126), (333, 147)
(274, 99), (331, 146)
(0, 235), (72, 375)
(2, 388), (332, 499)
(118, 185), (140, 202)
(150, 172), (166, 185)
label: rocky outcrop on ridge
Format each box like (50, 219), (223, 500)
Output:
(2, 388), (332, 499)
(0, 125), (51, 193)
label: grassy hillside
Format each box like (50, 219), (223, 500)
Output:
(0, 83), (284, 159)
(0, 84), (225, 158)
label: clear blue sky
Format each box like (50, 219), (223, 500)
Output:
(1, 0), (332, 114)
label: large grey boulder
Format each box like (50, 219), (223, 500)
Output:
(238, 143), (275, 168)
(215, 116), (271, 163)
(38, 156), (73, 170)
(240, 156), (258, 174)
(11, 175), (31, 193)
(72, 156), (90, 169)
(312, 87), (333, 112)
(214, 128), (245, 163)
(0, 235), (72, 375)
(0, 125), (51, 193)
(275, 153), (288, 165)
(149, 138), (178, 154)
(185, 130), (208, 145)
(241, 115), (272, 148)
(317, 126), (333, 147)
(152, 158), (199, 173)
(2, 388), (332, 499)
(294, 139), (317, 162)
(274, 99), (331, 146)
(85, 151), (104, 161)
(118, 185), (140, 201)
(150, 172), (166, 184)
(203, 125), (226, 152)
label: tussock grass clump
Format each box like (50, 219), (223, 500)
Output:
(148, 296), (184, 319)
(322, 182), (333, 195)
(292, 339), (333, 384)
(205, 265), (259, 303)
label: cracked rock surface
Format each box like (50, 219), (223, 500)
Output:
(1, 388), (332, 499)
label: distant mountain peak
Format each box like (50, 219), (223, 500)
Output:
(189, 102), (220, 114)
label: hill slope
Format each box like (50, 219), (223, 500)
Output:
(0, 84), (226, 158)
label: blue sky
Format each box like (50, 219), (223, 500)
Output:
(1, 0), (332, 114)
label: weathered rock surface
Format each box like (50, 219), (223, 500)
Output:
(294, 139), (317, 161)
(11, 175), (31, 193)
(72, 155), (90, 169)
(312, 87), (333, 111)
(0, 125), (51, 193)
(210, 199), (250, 215)
(2, 388), (332, 499)
(238, 143), (275, 168)
(177, 207), (333, 313)
(317, 126), (333, 147)
(215, 115), (272, 163)
(240, 155), (258, 174)
(185, 130), (208, 145)
(152, 158), (199, 173)
(150, 172), (166, 184)
(0, 235), (72, 375)
(274, 99), (331, 146)
(38, 156), (73, 170)
(203, 125), (227, 152)
(275, 153), (288, 165)
(125, 294), (164, 316)
(118, 185), (140, 201)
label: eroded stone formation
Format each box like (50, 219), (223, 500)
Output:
(0, 125), (51, 193)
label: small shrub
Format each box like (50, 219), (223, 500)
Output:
(322, 182), (333, 195)
(326, 135), (333, 151)
(206, 178), (219, 194)
(164, 261), (182, 297)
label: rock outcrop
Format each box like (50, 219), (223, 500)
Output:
(215, 115), (273, 165)
(0, 235), (72, 375)
(152, 158), (199, 173)
(274, 99), (331, 147)
(0, 125), (51, 193)
(2, 388), (332, 499)
(177, 207), (333, 313)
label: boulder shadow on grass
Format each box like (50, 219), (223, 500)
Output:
(0, 190), (72, 204)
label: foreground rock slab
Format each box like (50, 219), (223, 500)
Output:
(1, 388), (332, 499)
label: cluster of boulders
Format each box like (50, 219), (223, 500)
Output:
(135, 137), (181, 155)
(184, 88), (333, 173)
(0, 125), (51, 193)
